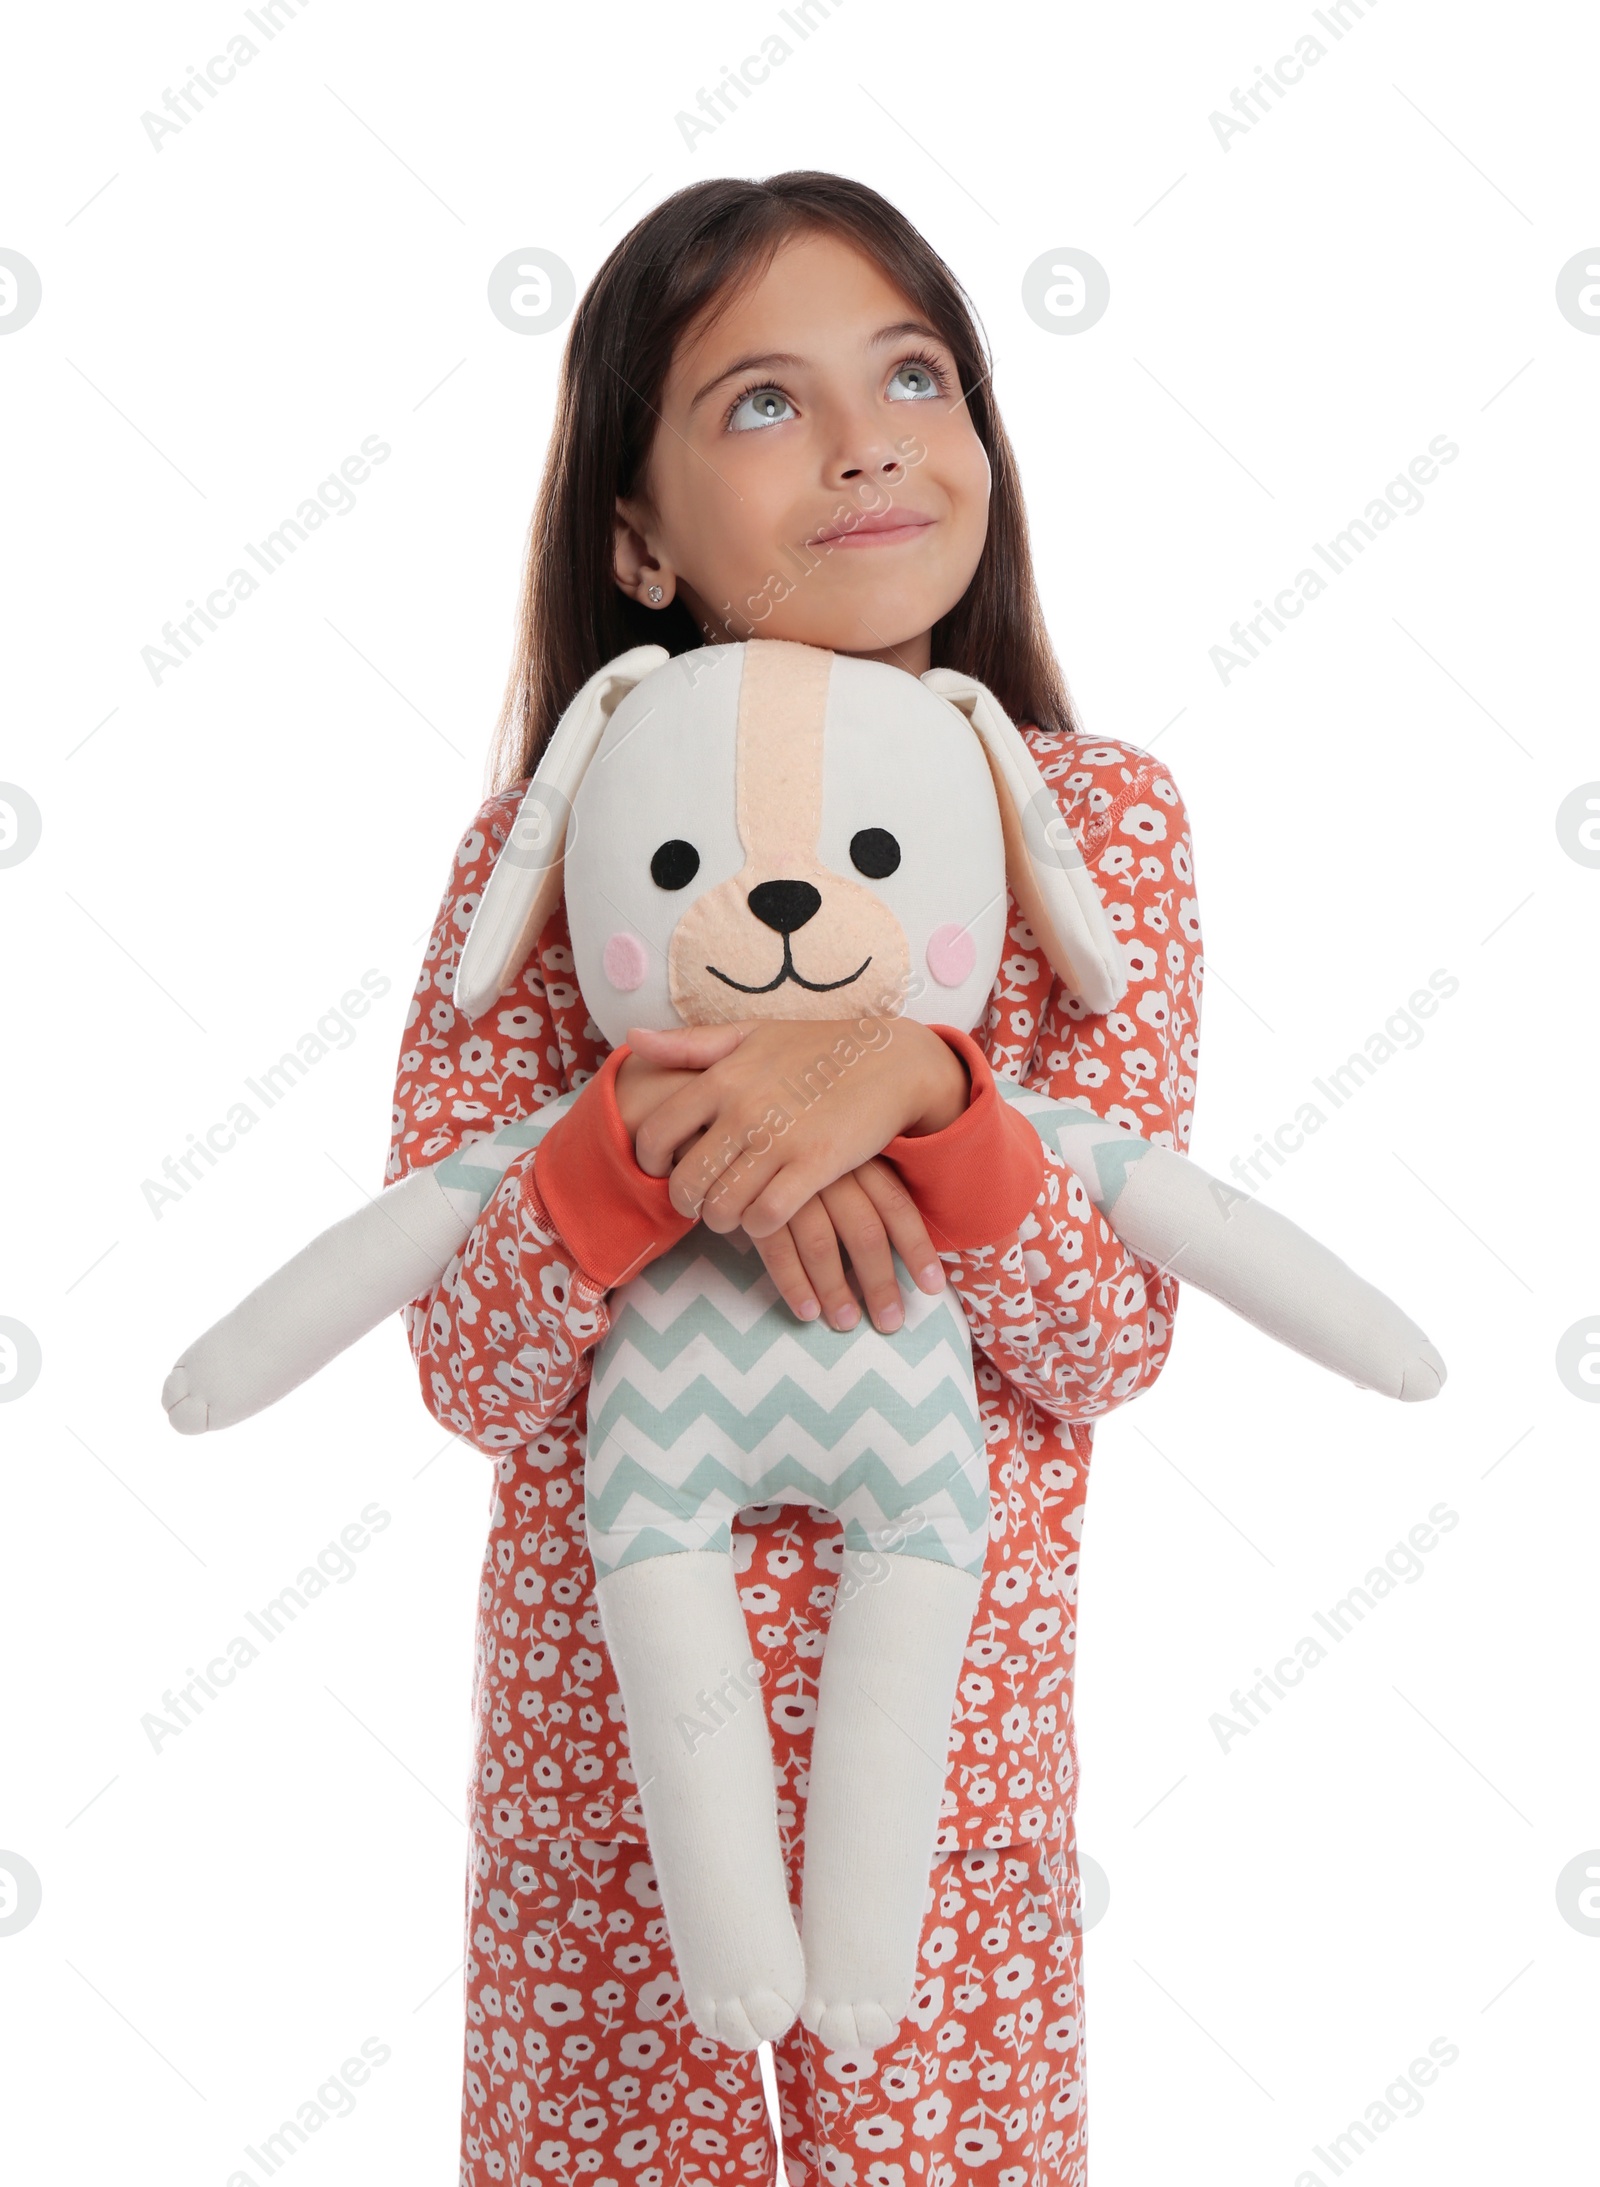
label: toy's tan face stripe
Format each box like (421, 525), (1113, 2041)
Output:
(664, 641), (912, 1026)
(733, 638), (830, 867)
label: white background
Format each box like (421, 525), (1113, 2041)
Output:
(2, 3), (1596, 2181)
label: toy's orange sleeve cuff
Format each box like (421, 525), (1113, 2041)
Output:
(881, 1023), (1046, 1252)
(532, 1045), (697, 1289)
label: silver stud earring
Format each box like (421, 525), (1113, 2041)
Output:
(647, 584), (664, 604)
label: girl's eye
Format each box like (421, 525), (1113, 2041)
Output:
(887, 357), (948, 402)
(727, 385), (796, 433)
(650, 839), (701, 889)
(850, 828), (901, 879)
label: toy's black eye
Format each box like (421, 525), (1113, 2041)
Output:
(650, 839), (700, 890)
(850, 828), (901, 879)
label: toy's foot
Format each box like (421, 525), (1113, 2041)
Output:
(689, 1959), (806, 2052)
(798, 1992), (900, 2051)
(1399, 1341), (1447, 1402)
(161, 1364), (211, 1435)
(683, 1909), (806, 2049)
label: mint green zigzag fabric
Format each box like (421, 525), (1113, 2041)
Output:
(586, 1228), (987, 1582)
(605, 1290), (965, 1378)
(992, 1076), (1154, 1210)
(592, 1364), (984, 1466)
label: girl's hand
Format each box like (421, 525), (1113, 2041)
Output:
(613, 1047), (703, 1141)
(614, 1029), (951, 1328)
(624, 1017), (969, 1238)
(747, 1160), (949, 1332)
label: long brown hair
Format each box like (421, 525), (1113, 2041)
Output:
(487, 171), (1081, 794)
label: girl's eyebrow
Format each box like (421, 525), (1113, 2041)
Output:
(686, 320), (949, 413)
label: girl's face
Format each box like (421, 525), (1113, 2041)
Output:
(614, 228), (992, 673)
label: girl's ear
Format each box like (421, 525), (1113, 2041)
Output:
(456, 645), (669, 1020)
(921, 667), (1129, 1014)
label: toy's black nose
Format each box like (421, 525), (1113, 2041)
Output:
(747, 879), (821, 935)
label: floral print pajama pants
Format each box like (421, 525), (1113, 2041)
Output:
(460, 1823), (1088, 2187)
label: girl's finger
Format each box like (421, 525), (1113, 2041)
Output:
(737, 1151), (855, 1241)
(633, 1072), (735, 1182)
(785, 1197), (859, 1330)
(817, 1175), (903, 1332)
(626, 1021), (751, 1069)
(684, 1133), (781, 1229)
(613, 1055), (702, 1138)
(852, 1157), (948, 1293)
(745, 1222), (822, 1324)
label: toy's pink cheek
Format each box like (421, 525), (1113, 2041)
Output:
(926, 923), (975, 988)
(603, 932), (650, 992)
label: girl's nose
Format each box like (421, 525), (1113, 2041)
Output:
(748, 879), (822, 934)
(829, 446), (907, 486)
(822, 397), (909, 488)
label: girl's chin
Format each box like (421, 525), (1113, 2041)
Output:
(718, 579), (950, 655)
(801, 621), (938, 665)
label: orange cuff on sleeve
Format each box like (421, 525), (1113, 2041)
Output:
(881, 1023), (1046, 1252)
(532, 1045), (697, 1289)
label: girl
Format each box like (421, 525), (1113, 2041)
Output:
(389, 172), (1202, 2187)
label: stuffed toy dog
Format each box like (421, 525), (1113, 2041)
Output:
(162, 638), (1444, 2053)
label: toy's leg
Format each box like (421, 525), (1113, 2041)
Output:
(594, 1550), (805, 2052)
(798, 1549), (982, 2049)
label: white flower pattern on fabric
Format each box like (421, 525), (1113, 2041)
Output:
(458, 1830), (1094, 2187)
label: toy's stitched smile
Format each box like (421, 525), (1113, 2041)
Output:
(707, 936), (872, 995)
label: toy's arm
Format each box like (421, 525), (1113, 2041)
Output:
(162, 1090), (581, 1433)
(991, 1085), (1444, 1400)
(893, 754), (1441, 1411)
(163, 792), (693, 1442)
(980, 750), (1441, 1400)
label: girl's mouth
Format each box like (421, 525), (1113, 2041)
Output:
(808, 509), (935, 550)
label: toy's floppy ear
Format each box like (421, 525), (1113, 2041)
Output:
(921, 667), (1128, 1014)
(456, 645), (669, 1020)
